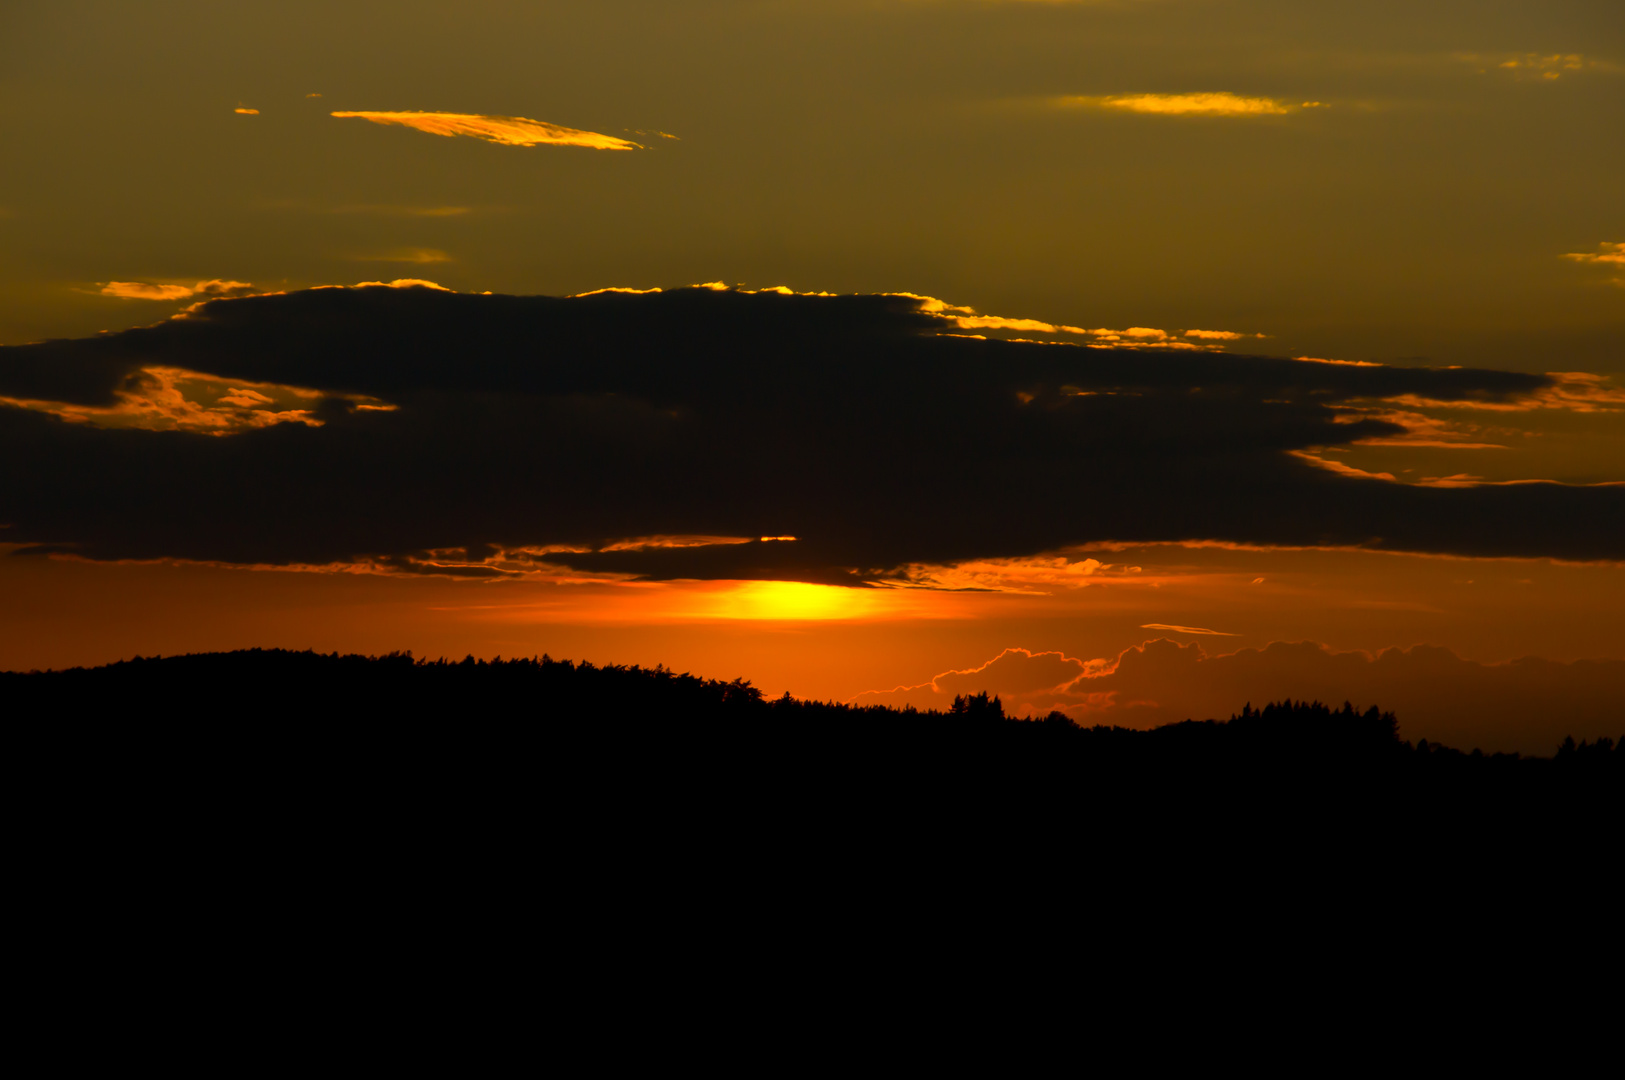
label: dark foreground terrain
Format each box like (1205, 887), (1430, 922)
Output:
(6, 648), (1617, 1026)
(7, 649), (1615, 847)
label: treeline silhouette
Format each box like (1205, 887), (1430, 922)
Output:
(6, 647), (1613, 758)
(5, 649), (1616, 881)
(14, 650), (1614, 1031)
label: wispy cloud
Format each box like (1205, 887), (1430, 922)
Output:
(1296, 356), (1381, 368)
(1414, 474), (1486, 489)
(880, 555), (1139, 593)
(1381, 372), (1625, 414)
(896, 294), (1261, 351)
(600, 535), (756, 552)
(331, 111), (643, 150)
(352, 248), (453, 264)
(1139, 623), (1238, 636)
(1339, 407), (1508, 449)
(1564, 241), (1625, 286)
(351, 278), (452, 291)
(331, 205), (473, 217)
(100, 279), (254, 301)
(234, 107), (258, 115)
(1057, 92), (1294, 117)
(1288, 450), (1397, 482)
(1078, 326), (1232, 350)
(1461, 53), (1619, 81)
(953, 314), (1087, 334)
(0, 365), (337, 435)
(1184, 328), (1268, 341)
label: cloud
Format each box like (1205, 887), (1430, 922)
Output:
(1335, 407), (1510, 449)
(880, 554), (1131, 592)
(599, 535), (756, 552)
(854, 639), (1625, 754)
(1058, 93), (1293, 117)
(331, 111), (643, 150)
(1288, 450), (1396, 482)
(1139, 623), (1236, 636)
(1462, 53), (1618, 81)
(99, 280), (254, 301)
(1184, 329), (1266, 341)
(1564, 241), (1625, 265)
(0, 365), (343, 436)
(1564, 242), (1625, 286)
(1, 285), (1621, 575)
(234, 108), (258, 115)
(953, 314), (1086, 334)
(1379, 372), (1625, 414)
(854, 648), (1099, 711)
(101, 282), (196, 301)
(352, 249), (453, 265)
(351, 278), (451, 291)
(331, 205), (473, 218)
(938, 314), (1257, 352)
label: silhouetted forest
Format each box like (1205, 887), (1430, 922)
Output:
(8, 643), (1620, 985)
(6, 650), (1613, 828)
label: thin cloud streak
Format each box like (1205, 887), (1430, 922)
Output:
(1057, 92), (1294, 116)
(351, 249), (453, 265)
(1140, 623), (1238, 636)
(100, 280), (254, 301)
(1460, 52), (1619, 80)
(939, 308), (1254, 351)
(0, 366), (332, 436)
(331, 205), (473, 218)
(351, 278), (451, 291)
(1382, 372), (1625, 414)
(331, 111), (643, 150)
(1185, 329), (1267, 341)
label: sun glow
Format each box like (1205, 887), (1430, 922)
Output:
(705, 581), (881, 621)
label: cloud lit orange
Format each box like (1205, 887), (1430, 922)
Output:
(1563, 242), (1625, 285)
(601, 535), (756, 552)
(953, 314), (1087, 334)
(331, 111), (642, 150)
(1140, 623), (1237, 636)
(350, 278), (452, 291)
(1060, 92), (1292, 116)
(0, 366), (329, 435)
(100, 279), (254, 301)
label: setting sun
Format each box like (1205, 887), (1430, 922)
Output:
(705, 581), (881, 621)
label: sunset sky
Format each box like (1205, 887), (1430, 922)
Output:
(2, 1), (1620, 751)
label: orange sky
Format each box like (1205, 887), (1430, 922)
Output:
(4, 539), (1620, 752)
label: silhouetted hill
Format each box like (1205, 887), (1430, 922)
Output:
(6, 650), (1614, 826)
(8, 646), (1618, 984)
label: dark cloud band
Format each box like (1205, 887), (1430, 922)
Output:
(1, 286), (1618, 577)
